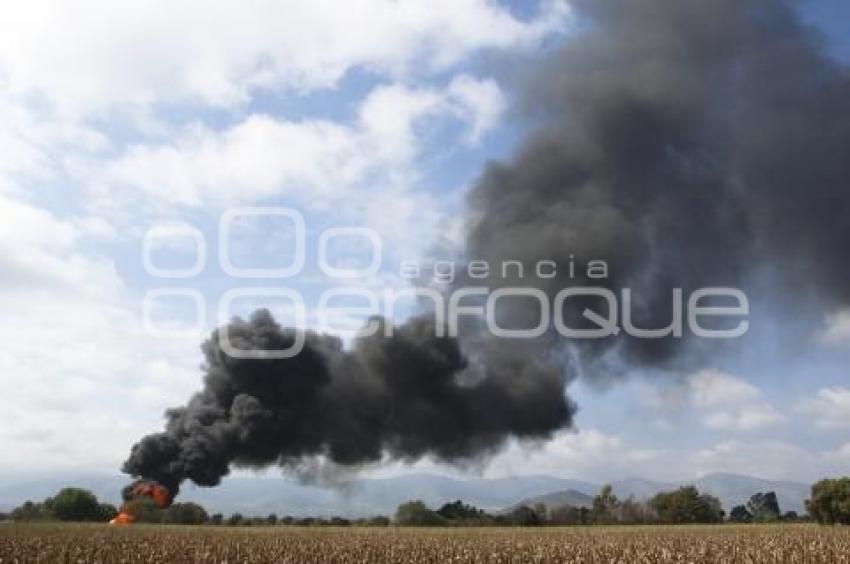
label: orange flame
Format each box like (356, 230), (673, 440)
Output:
(108, 512), (135, 526)
(129, 480), (172, 509)
(108, 480), (173, 524)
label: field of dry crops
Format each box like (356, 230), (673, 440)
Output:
(1, 523), (849, 563)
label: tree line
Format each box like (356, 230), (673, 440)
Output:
(4, 488), (118, 523)
(1, 488), (390, 527)
(3, 477), (849, 526)
(395, 485), (802, 526)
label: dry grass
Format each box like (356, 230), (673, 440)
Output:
(1, 522), (849, 563)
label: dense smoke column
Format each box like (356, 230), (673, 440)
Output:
(125, 0), (850, 493)
(467, 0), (850, 373)
(123, 310), (574, 495)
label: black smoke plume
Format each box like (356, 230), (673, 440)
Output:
(124, 312), (572, 494)
(467, 0), (850, 372)
(125, 0), (850, 493)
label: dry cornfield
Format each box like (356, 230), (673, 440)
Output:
(1, 523), (849, 563)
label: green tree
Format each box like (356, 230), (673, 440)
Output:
(507, 505), (542, 526)
(782, 511), (799, 522)
(591, 484), (620, 524)
(162, 502), (208, 524)
(549, 504), (584, 525)
(436, 500), (485, 521)
(330, 516), (351, 526)
(394, 501), (445, 526)
(361, 515), (390, 526)
(747, 492), (781, 522)
(807, 478), (850, 524)
(266, 513), (278, 526)
(649, 486), (723, 524)
(98, 503), (118, 521)
(619, 497), (650, 524)
(45, 488), (103, 522)
(729, 505), (753, 523)
(227, 512), (244, 526)
(295, 517), (315, 526)
(123, 497), (162, 523)
(533, 503), (548, 522)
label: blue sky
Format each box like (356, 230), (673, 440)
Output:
(1, 0), (849, 485)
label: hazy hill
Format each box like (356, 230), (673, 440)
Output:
(523, 474), (810, 514)
(693, 473), (810, 514)
(508, 489), (595, 512)
(0, 472), (810, 517)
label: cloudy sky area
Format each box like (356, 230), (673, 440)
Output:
(1, 0), (850, 486)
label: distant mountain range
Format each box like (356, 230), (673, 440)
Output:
(0, 472), (811, 517)
(513, 474), (810, 514)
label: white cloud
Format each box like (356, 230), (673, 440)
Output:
(0, 195), (121, 296)
(95, 75), (503, 207)
(815, 309), (850, 346)
(702, 403), (785, 432)
(365, 430), (824, 484)
(365, 428), (637, 482)
(96, 117), (365, 208)
(807, 443), (850, 478)
(0, 0), (567, 117)
(821, 442), (850, 462)
(687, 369), (761, 408)
(798, 387), (850, 429)
(484, 429), (624, 478)
(446, 75), (507, 143)
(692, 440), (813, 482)
(0, 99), (107, 196)
(358, 84), (446, 164)
(0, 194), (204, 474)
(640, 369), (783, 432)
(79, 76), (502, 261)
